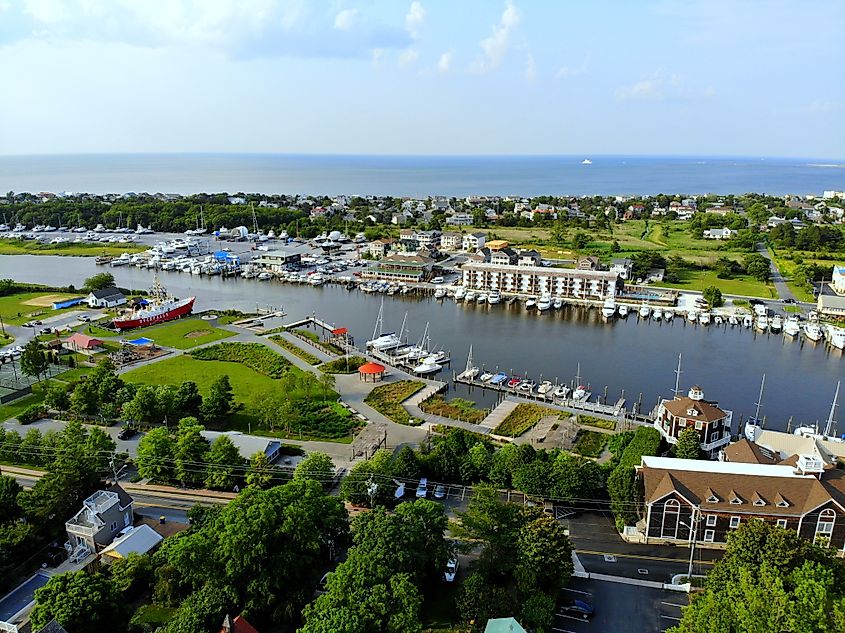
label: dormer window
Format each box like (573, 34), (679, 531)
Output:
(729, 490), (742, 505)
(687, 409), (697, 416)
(752, 493), (766, 506)
(706, 495), (719, 503)
(777, 499), (789, 508)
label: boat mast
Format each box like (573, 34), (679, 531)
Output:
(397, 312), (408, 342)
(672, 353), (682, 398)
(575, 362), (581, 386)
(823, 381), (840, 438)
(752, 374), (766, 423)
(465, 345), (474, 373)
(372, 298), (384, 340)
(251, 202), (259, 235)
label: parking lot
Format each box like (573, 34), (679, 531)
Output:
(553, 578), (689, 633)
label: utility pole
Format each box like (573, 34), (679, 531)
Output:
(687, 506), (699, 582)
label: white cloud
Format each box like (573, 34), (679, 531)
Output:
(472, 0), (520, 73)
(405, 1), (425, 38)
(555, 63), (588, 79)
(333, 8), (358, 31)
(616, 71), (714, 102)
(524, 52), (535, 81)
(437, 50), (453, 74)
(399, 48), (419, 67)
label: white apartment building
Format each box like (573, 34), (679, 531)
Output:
(461, 262), (621, 300)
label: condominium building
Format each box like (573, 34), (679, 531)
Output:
(461, 262), (621, 299)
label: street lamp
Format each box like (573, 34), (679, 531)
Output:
(679, 506), (701, 583)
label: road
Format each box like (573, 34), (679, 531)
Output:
(756, 242), (797, 303)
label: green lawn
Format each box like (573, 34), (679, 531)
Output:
(494, 403), (559, 437)
(119, 318), (236, 349)
(131, 604), (177, 627)
(0, 238), (146, 257)
(573, 430), (608, 457)
(364, 380), (425, 425)
(0, 291), (80, 325)
(653, 268), (777, 298)
(0, 383), (50, 421)
(770, 253), (819, 303)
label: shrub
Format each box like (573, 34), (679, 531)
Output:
(320, 356), (367, 374)
(494, 404), (559, 437)
(363, 380), (425, 425)
(190, 342), (291, 378)
(269, 335), (321, 365)
(17, 403), (47, 425)
(572, 430), (608, 457)
(420, 395), (488, 424)
(576, 414), (616, 430)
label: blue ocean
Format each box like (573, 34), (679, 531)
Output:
(0, 153), (842, 196)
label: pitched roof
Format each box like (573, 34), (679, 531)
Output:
(220, 614), (260, 633)
(723, 439), (778, 465)
(101, 524), (163, 559)
(641, 456), (845, 516)
(36, 620), (69, 633)
(484, 618), (527, 633)
(108, 484), (133, 509)
(663, 396), (728, 423)
(89, 287), (124, 299)
(63, 332), (103, 349)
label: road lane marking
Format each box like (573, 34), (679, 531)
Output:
(561, 588), (592, 596)
(660, 615), (681, 621)
(576, 549), (716, 566)
(661, 602), (685, 609)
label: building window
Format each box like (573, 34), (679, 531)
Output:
(730, 497), (742, 505)
(776, 519), (787, 528)
(661, 499), (681, 539)
(110, 521), (118, 532)
(815, 509), (835, 544)
(695, 420), (704, 431)
(703, 529), (715, 543)
(706, 514), (717, 527)
(729, 516), (740, 529)
(706, 495), (719, 503)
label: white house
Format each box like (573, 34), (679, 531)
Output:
(446, 212), (473, 226)
(86, 287), (126, 309)
(832, 265), (845, 295)
(462, 232), (486, 252)
(610, 258), (633, 280)
(703, 228), (737, 240)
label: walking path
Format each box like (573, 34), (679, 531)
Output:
(478, 399), (519, 431)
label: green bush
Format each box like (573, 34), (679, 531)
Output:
(363, 380), (425, 425)
(494, 404), (559, 437)
(420, 395), (488, 424)
(269, 335), (321, 365)
(320, 356), (367, 374)
(577, 414), (616, 430)
(17, 403), (47, 425)
(190, 342), (291, 378)
(573, 430), (608, 457)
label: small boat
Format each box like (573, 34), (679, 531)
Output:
(553, 297), (563, 310)
(413, 357), (442, 375)
(652, 308), (663, 321)
(618, 305), (629, 318)
(552, 385), (570, 399)
(537, 381), (553, 395)
(488, 289), (501, 305)
(572, 385), (589, 400)
(507, 377), (522, 389)
(664, 310), (674, 322)
(698, 311), (711, 326)
(525, 299), (537, 309)
(454, 287), (467, 301)
(808, 310), (818, 321)
(479, 372), (494, 383)
(728, 315), (739, 326)
(770, 315), (783, 332)
(756, 315), (769, 332)
(828, 326), (845, 350)
(490, 372), (508, 385)
(581, 159), (592, 165)
(714, 315), (724, 326)
(518, 380), (536, 392)
(537, 293), (552, 311)
(639, 303), (651, 319)
(783, 315), (800, 337)
(457, 346), (479, 380)
(434, 287), (446, 299)
(465, 291), (477, 302)
(687, 310), (698, 323)
(257, 272), (273, 281)
(804, 322), (823, 342)
(476, 293), (488, 304)
(743, 314), (753, 328)
(602, 298), (617, 319)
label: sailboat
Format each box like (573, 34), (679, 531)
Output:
(186, 206), (207, 235)
(793, 382), (841, 441)
(366, 298), (402, 350)
(457, 346), (480, 380)
(744, 374), (766, 442)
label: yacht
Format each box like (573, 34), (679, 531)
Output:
(537, 293), (552, 311)
(476, 292), (488, 304)
(487, 289), (501, 305)
(553, 297), (563, 310)
(804, 322), (823, 342)
(552, 385), (570, 399)
(783, 315), (800, 337)
(479, 371), (494, 383)
(770, 315), (783, 332)
(465, 291), (477, 302)
(618, 304), (629, 318)
(756, 315), (769, 332)
(525, 298), (537, 309)
(572, 385), (589, 401)
(581, 159), (592, 165)
(413, 356), (443, 375)
(652, 308), (663, 321)
(454, 287), (467, 301)
(687, 310), (698, 323)
(639, 303), (651, 319)
(698, 311), (711, 326)
(714, 315), (723, 326)
(434, 287), (446, 299)
(602, 298), (617, 319)
(828, 326), (845, 350)
(664, 310), (674, 322)
(743, 314), (753, 328)
(518, 380), (536, 393)
(537, 381), (554, 396)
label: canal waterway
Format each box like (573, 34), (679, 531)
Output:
(3, 255), (842, 433)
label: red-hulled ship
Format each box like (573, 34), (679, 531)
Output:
(113, 278), (196, 331)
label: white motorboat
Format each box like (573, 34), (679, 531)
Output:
(488, 289), (501, 305)
(413, 357), (443, 375)
(525, 298), (537, 309)
(770, 315), (783, 332)
(783, 315), (800, 337)
(639, 304), (651, 319)
(664, 310), (674, 322)
(804, 322), (823, 342)
(728, 315), (739, 326)
(537, 293), (552, 311)
(517, 380), (536, 393)
(618, 305), (629, 318)
(553, 297), (563, 310)
(602, 298), (616, 319)
(552, 385), (570, 399)
(756, 315), (769, 331)
(687, 310), (698, 323)
(714, 315), (723, 326)
(652, 308), (663, 321)
(479, 372), (494, 383)
(698, 311), (711, 325)
(454, 287), (467, 301)
(743, 314), (753, 328)
(434, 287), (446, 299)
(572, 385), (589, 400)
(465, 291), (477, 302)
(537, 381), (554, 395)
(476, 293), (488, 304)
(828, 326), (845, 350)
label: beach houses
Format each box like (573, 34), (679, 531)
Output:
(439, 231), (462, 251)
(653, 386), (732, 458)
(462, 261), (620, 300)
(65, 486), (134, 561)
(368, 238), (394, 259)
(462, 232), (486, 252)
(610, 258), (633, 280)
(702, 227), (737, 240)
(833, 264), (845, 295)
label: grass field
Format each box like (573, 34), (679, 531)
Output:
(0, 239), (146, 257)
(654, 268), (777, 298)
(0, 388), (47, 422)
(364, 380), (425, 425)
(494, 403), (559, 437)
(419, 395), (488, 424)
(120, 318), (235, 349)
(770, 253), (822, 303)
(0, 291), (80, 325)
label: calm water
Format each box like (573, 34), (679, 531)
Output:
(2, 255), (842, 432)
(1, 154), (844, 196)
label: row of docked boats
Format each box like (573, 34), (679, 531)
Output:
(366, 304), (451, 375)
(451, 288), (566, 311)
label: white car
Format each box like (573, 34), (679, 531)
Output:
(430, 276), (444, 284)
(444, 557), (459, 582)
(434, 484), (446, 500)
(415, 477), (428, 498)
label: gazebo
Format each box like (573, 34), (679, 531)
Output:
(358, 361), (386, 382)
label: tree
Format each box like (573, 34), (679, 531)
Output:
(743, 253), (771, 282)
(456, 572), (514, 626)
(0, 475), (22, 524)
(83, 272), (116, 291)
(122, 385), (161, 425)
(174, 418), (209, 485)
(521, 592), (556, 632)
(245, 451), (274, 489)
(200, 375), (233, 420)
(44, 382), (70, 414)
(109, 552), (152, 595)
(30, 571), (127, 633)
(671, 521), (845, 633)
(674, 427), (701, 460)
(573, 231), (590, 250)
(136, 427), (174, 482)
(174, 381), (203, 419)
(20, 340), (48, 382)
(204, 435), (242, 490)
(702, 286), (723, 309)
(294, 451), (335, 483)
(69, 378), (99, 417)
(515, 514), (573, 594)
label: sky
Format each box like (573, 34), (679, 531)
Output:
(0, 0), (843, 158)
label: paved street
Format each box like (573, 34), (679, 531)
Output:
(756, 242), (797, 303)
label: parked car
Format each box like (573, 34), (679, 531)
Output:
(430, 276), (444, 284)
(415, 477), (428, 498)
(783, 298), (797, 304)
(79, 315), (91, 322)
(559, 600), (594, 620)
(444, 557), (459, 582)
(434, 484), (446, 499)
(117, 426), (137, 440)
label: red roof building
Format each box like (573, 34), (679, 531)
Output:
(219, 614), (259, 633)
(63, 332), (104, 355)
(358, 361), (386, 382)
